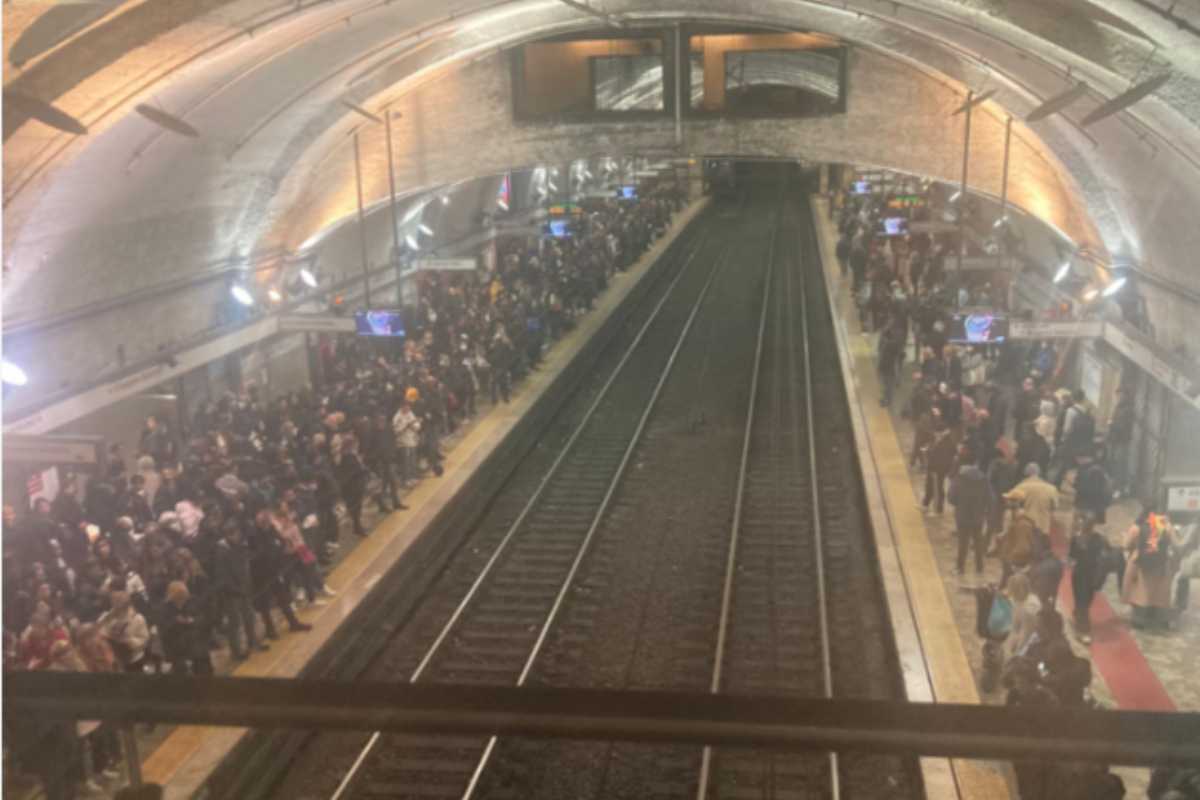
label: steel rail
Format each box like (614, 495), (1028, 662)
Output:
(458, 248), (729, 800)
(328, 231), (716, 800)
(793, 190), (840, 799)
(694, 194), (778, 800)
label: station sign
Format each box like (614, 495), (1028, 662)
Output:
(414, 258), (477, 272)
(1167, 485), (1200, 513)
(1008, 320), (1102, 340)
(3, 434), (104, 466)
(277, 314), (356, 333)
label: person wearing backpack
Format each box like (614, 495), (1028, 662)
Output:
(1054, 390), (1096, 489)
(1122, 505), (1183, 630)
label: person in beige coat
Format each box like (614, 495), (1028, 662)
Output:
(1003, 463), (1060, 535)
(1122, 507), (1183, 630)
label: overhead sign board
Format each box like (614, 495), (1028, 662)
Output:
(1104, 321), (1200, 412)
(277, 314), (356, 333)
(1008, 320), (1103, 340)
(415, 258), (476, 272)
(3, 434), (104, 466)
(1167, 485), (1200, 513)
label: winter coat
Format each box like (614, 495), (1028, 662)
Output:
(1121, 521), (1182, 609)
(927, 428), (960, 475)
(949, 464), (989, 532)
(1005, 476), (1059, 535)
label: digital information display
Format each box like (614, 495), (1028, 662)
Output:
(547, 219), (572, 237)
(949, 312), (1008, 344)
(354, 310), (406, 337)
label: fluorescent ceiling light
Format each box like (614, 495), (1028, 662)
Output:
(496, 198), (509, 211)
(405, 234), (420, 250)
(1053, 263), (1071, 283)
(2, 359), (28, 386)
(1102, 277), (1127, 297)
(440, 195), (451, 206)
(268, 288), (283, 303)
(1083, 287), (1100, 301)
(231, 285), (255, 306)
(418, 223), (434, 236)
(300, 268), (318, 288)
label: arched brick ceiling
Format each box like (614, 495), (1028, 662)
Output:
(4, 0), (1200, 335)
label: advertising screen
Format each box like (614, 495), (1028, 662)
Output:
(620, 185), (637, 199)
(354, 310), (405, 337)
(949, 311), (1008, 344)
(547, 220), (572, 237)
(852, 180), (871, 195)
(881, 216), (909, 236)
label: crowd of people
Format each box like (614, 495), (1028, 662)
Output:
(1, 187), (686, 798)
(837, 187), (1200, 799)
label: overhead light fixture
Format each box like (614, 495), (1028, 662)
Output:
(1026, 82), (1090, 123)
(440, 195), (451, 206)
(1083, 287), (1100, 301)
(418, 223), (434, 236)
(547, 181), (559, 193)
(1080, 73), (1171, 127)
(231, 285), (255, 306)
(2, 359), (29, 387)
(496, 198), (509, 212)
(948, 190), (963, 204)
(405, 234), (420, 250)
(268, 287), (283, 303)
(1102, 276), (1128, 297)
(1053, 262), (1071, 283)
(992, 216), (1010, 230)
(300, 267), (319, 288)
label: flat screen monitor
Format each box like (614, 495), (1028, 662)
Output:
(620, 185), (637, 199)
(355, 310), (405, 337)
(852, 180), (871, 195)
(949, 311), (1008, 344)
(547, 219), (572, 237)
(881, 216), (909, 236)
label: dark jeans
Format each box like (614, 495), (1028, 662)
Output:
(923, 469), (947, 513)
(342, 489), (365, 536)
(956, 523), (984, 574)
(1178, 574), (1192, 611)
(491, 368), (512, 404)
(374, 460), (399, 509)
(253, 578), (304, 636)
(1072, 580), (1095, 634)
(222, 593), (259, 656)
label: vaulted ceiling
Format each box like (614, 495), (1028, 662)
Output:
(4, 0), (1200, 335)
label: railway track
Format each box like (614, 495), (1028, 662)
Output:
(267, 170), (917, 800)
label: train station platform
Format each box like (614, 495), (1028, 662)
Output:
(135, 198), (710, 799)
(810, 196), (1197, 798)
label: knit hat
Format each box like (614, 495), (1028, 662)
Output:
(405, 387), (420, 403)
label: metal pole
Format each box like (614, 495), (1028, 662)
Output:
(120, 724), (143, 786)
(957, 91), (972, 273)
(353, 130), (372, 308)
(999, 115), (1013, 302)
(673, 23), (683, 148)
(384, 110), (401, 274)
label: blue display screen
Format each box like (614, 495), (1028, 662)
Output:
(620, 185), (637, 199)
(355, 310), (406, 337)
(548, 220), (571, 237)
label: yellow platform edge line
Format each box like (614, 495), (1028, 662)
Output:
(141, 199), (712, 795)
(809, 196), (1010, 800)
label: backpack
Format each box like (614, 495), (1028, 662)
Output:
(1137, 518), (1171, 575)
(1069, 409), (1096, 450)
(986, 593), (1014, 639)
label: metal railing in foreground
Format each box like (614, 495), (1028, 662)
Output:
(6, 672), (1199, 769)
